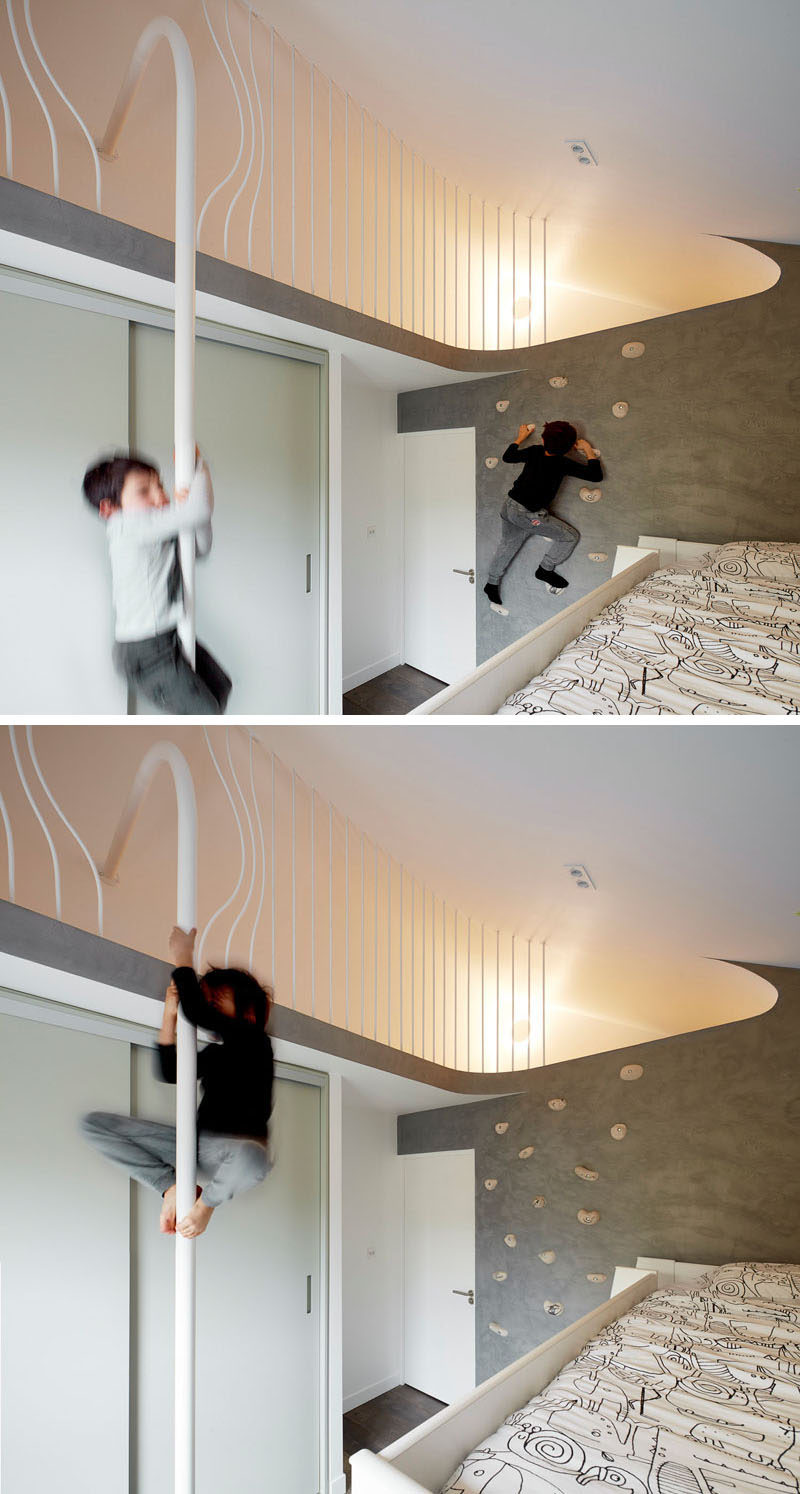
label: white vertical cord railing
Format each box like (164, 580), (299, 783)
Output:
(24, 725), (104, 936)
(2, 0), (546, 351)
(98, 742), (198, 1494)
(0, 790), (14, 903)
(0, 67), (13, 176)
(96, 18), (197, 668)
(4, 0), (58, 192)
(22, 0), (101, 211)
(1, 725), (549, 1077)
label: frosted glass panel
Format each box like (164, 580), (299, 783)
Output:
(132, 1048), (322, 1494)
(0, 1011), (130, 1493)
(130, 323), (322, 713)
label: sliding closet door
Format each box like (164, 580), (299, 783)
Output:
(0, 287), (129, 713)
(132, 1050), (322, 1494)
(0, 1010), (131, 1493)
(129, 323), (322, 713)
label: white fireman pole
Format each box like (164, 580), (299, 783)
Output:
(99, 743), (198, 1494)
(97, 18), (197, 668)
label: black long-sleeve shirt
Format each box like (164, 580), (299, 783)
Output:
(155, 967), (273, 1140)
(502, 442), (603, 514)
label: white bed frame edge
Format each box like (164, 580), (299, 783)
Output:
(350, 1270), (660, 1494)
(410, 553), (658, 717)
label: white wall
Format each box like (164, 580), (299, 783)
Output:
(342, 1098), (404, 1411)
(341, 360), (405, 692)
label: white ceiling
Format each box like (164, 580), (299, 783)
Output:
(252, 722), (800, 969)
(254, 0), (799, 306)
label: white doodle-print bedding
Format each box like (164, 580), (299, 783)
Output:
(440, 1284), (800, 1494)
(496, 549), (800, 716)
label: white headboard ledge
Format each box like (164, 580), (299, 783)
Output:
(612, 1257), (714, 1294)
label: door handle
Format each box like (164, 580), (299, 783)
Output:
(452, 1288), (475, 1305)
(306, 553), (312, 594)
(452, 568), (475, 584)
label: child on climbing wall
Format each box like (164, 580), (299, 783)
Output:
(82, 926), (273, 1239)
(82, 448), (232, 714)
(483, 420), (603, 609)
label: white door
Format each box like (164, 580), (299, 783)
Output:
(403, 1150), (475, 1404)
(132, 1050), (323, 1494)
(403, 429), (476, 683)
(130, 322), (323, 713)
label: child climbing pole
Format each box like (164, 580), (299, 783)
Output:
(483, 421), (604, 611)
(82, 449), (232, 714)
(82, 926), (273, 1238)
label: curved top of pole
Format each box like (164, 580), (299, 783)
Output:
(96, 16), (195, 162)
(99, 742), (197, 931)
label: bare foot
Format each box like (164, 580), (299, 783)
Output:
(177, 1196), (215, 1239)
(160, 1184), (177, 1234)
(160, 1183), (201, 1234)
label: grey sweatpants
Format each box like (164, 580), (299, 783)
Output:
(113, 630), (232, 716)
(487, 497), (580, 584)
(81, 1110), (270, 1208)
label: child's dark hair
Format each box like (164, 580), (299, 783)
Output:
(541, 421), (577, 456)
(82, 453), (159, 512)
(202, 967), (272, 1028)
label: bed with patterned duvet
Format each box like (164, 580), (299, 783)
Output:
(497, 542), (800, 716)
(441, 1263), (800, 1494)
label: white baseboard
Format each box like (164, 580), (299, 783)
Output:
(342, 653), (404, 695)
(343, 1373), (403, 1414)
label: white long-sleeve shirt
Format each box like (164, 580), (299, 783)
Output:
(105, 460), (214, 642)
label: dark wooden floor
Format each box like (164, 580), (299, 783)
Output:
(343, 664), (446, 716)
(343, 1383), (446, 1487)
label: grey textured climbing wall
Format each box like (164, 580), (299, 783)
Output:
(397, 963), (800, 1383)
(397, 240), (800, 665)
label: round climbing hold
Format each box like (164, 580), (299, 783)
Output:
(547, 1097), (567, 1111)
(610, 1123), (627, 1140)
(577, 1209), (600, 1225)
(538, 1249), (556, 1264)
(484, 1178), (498, 1191)
(588, 553), (608, 562)
(612, 401), (629, 418)
(549, 375), (568, 388)
(587, 1272), (607, 1283)
(621, 341), (645, 359)
(495, 399), (510, 413)
(580, 487), (602, 502)
(620, 1063), (643, 1081)
(504, 1233), (517, 1248)
(492, 1270), (508, 1281)
(495, 1121), (509, 1134)
(574, 1165), (599, 1182)
(485, 456), (499, 469)
(543, 1301), (564, 1316)
(531, 1195), (547, 1208)
(518, 1145), (535, 1159)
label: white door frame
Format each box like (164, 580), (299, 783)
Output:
(0, 264), (336, 714)
(0, 978), (336, 1494)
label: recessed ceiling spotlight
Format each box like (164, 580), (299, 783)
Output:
(565, 863), (596, 890)
(565, 140), (598, 167)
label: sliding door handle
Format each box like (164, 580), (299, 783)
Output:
(306, 554), (312, 594)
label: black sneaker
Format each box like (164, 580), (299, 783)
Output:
(484, 582), (503, 605)
(535, 566), (568, 590)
